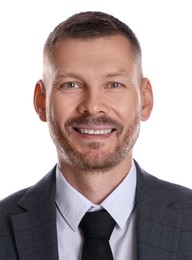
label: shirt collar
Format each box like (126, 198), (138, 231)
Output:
(101, 163), (136, 228)
(55, 168), (91, 231)
(55, 162), (136, 231)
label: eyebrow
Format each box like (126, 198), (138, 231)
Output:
(103, 71), (130, 78)
(54, 69), (130, 80)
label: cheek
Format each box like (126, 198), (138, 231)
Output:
(47, 95), (67, 121)
(47, 94), (81, 129)
(111, 94), (140, 121)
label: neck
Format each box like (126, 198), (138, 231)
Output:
(58, 156), (133, 204)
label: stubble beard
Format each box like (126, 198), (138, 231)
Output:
(48, 114), (140, 173)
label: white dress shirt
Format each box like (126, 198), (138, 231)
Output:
(55, 162), (137, 260)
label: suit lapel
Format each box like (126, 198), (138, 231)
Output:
(135, 161), (182, 260)
(11, 167), (59, 260)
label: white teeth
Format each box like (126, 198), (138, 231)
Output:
(80, 129), (112, 135)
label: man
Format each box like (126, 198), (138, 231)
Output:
(0, 11), (192, 260)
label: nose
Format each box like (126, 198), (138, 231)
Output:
(77, 88), (108, 116)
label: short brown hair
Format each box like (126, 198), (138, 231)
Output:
(44, 11), (141, 58)
(43, 11), (143, 83)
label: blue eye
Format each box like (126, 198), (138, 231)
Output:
(64, 82), (78, 88)
(110, 82), (122, 88)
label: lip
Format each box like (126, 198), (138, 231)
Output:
(70, 125), (116, 139)
(72, 124), (115, 130)
(75, 127), (114, 134)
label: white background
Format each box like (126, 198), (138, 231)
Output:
(0, 0), (192, 199)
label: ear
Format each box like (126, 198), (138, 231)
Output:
(33, 80), (47, 122)
(140, 78), (153, 121)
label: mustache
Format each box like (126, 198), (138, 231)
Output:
(65, 115), (123, 130)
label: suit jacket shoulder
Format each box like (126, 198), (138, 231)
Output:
(0, 165), (59, 260)
(135, 160), (192, 260)
(137, 162), (192, 201)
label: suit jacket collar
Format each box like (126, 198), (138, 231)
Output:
(11, 165), (59, 260)
(135, 160), (182, 260)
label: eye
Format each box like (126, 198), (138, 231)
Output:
(62, 82), (79, 89)
(109, 82), (123, 88)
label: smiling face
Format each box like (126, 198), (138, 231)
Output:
(34, 35), (153, 172)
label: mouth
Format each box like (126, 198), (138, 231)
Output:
(74, 128), (116, 135)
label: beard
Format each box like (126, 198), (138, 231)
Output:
(48, 114), (140, 172)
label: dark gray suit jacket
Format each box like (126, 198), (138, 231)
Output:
(1, 161), (192, 259)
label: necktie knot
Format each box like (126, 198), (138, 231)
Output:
(79, 209), (116, 260)
(79, 210), (116, 240)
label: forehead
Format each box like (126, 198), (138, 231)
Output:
(44, 35), (137, 78)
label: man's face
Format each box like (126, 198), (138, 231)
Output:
(39, 35), (152, 172)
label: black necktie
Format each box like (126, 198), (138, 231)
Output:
(79, 209), (116, 260)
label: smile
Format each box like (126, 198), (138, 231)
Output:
(75, 128), (113, 135)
